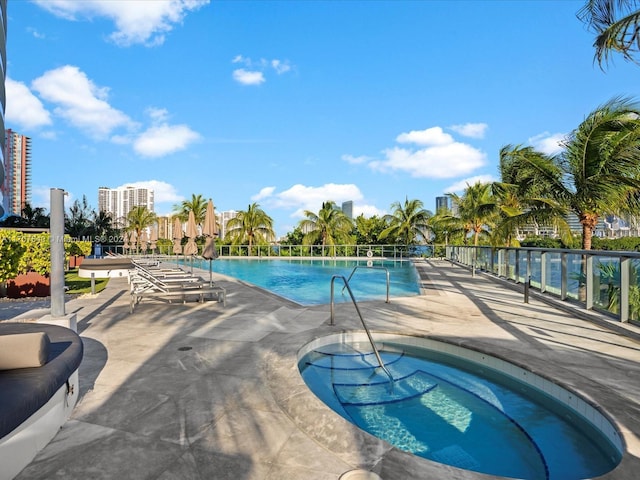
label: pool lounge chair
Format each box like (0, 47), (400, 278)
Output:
(128, 264), (226, 313)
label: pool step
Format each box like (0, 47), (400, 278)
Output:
(334, 370), (437, 406)
(305, 349), (404, 371)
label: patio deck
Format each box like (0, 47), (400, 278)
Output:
(3, 259), (640, 480)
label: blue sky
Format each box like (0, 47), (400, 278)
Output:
(4, 0), (640, 237)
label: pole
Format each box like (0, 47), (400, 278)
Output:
(50, 188), (66, 317)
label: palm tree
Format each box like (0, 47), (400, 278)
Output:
(501, 96), (640, 250)
(443, 183), (499, 246)
(379, 198), (432, 247)
(92, 210), (115, 239)
(578, 0), (640, 68)
(492, 145), (572, 246)
(21, 203), (50, 228)
(174, 194), (208, 227)
(299, 201), (353, 256)
(225, 203), (275, 255)
(126, 206), (157, 253)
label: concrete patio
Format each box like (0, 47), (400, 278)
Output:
(3, 259), (640, 479)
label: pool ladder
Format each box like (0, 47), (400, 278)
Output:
(330, 272), (394, 383)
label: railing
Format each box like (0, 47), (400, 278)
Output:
(447, 245), (640, 325)
(97, 243), (431, 259)
(330, 275), (394, 382)
(342, 266), (391, 303)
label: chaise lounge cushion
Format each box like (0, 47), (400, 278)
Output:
(0, 332), (50, 370)
(0, 323), (83, 439)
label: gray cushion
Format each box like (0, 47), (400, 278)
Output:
(0, 332), (50, 370)
(0, 323), (83, 439)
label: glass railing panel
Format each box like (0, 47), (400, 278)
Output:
(543, 252), (563, 295)
(506, 249), (516, 280)
(517, 252), (527, 284)
(592, 256), (621, 315)
(565, 253), (584, 301)
(629, 259), (640, 323)
(529, 251), (542, 289)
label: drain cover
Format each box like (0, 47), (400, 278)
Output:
(178, 346), (192, 351)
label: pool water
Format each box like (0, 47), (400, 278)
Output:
(299, 341), (621, 480)
(183, 258), (421, 305)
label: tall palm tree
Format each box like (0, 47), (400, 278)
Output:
(379, 198), (432, 246)
(92, 210), (115, 239)
(126, 206), (157, 253)
(502, 96), (640, 250)
(445, 183), (499, 246)
(578, 0), (640, 68)
(225, 203), (275, 255)
(492, 145), (571, 246)
(299, 201), (353, 255)
(174, 194), (208, 227)
(21, 203), (50, 228)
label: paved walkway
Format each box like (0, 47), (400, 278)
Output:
(6, 260), (640, 479)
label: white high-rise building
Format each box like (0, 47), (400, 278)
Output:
(218, 210), (237, 239)
(98, 186), (154, 227)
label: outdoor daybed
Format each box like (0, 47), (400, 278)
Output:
(0, 322), (83, 480)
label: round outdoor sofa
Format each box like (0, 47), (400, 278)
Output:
(0, 322), (83, 480)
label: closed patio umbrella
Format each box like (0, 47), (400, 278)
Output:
(122, 230), (130, 254)
(172, 217), (183, 255)
(202, 199), (218, 285)
(139, 230), (149, 254)
(149, 225), (158, 253)
(183, 210), (199, 273)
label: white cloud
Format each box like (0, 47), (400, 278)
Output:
(252, 186), (276, 201)
(353, 204), (386, 218)
(231, 56), (293, 85)
(271, 59), (291, 74)
(116, 180), (183, 204)
(396, 126), (453, 146)
(371, 143), (486, 179)
(232, 69), (265, 86)
(256, 183), (364, 218)
(354, 126), (486, 179)
(33, 0), (209, 47)
(133, 123), (200, 157)
(341, 154), (370, 164)
(5, 77), (52, 129)
(449, 122), (488, 139)
(529, 132), (566, 155)
(444, 175), (496, 194)
(31, 65), (135, 139)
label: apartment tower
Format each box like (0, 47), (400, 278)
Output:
(2, 129), (31, 216)
(98, 186), (155, 227)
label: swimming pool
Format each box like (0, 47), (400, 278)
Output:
(299, 333), (622, 480)
(181, 258), (421, 305)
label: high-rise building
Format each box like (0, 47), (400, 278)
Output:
(341, 201), (353, 219)
(0, 0), (8, 219)
(2, 129), (31, 216)
(218, 210), (237, 239)
(98, 185), (154, 226)
(435, 196), (451, 214)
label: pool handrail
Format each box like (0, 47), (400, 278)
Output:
(341, 265), (391, 303)
(330, 275), (394, 383)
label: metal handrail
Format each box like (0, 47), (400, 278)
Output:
(341, 265), (391, 303)
(330, 275), (394, 383)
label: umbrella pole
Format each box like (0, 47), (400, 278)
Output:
(209, 259), (213, 287)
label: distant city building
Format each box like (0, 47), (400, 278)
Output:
(98, 186), (154, 227)
(2, 129), (31, 217)
(0, 0), (7, 219)
(341, 201), (353, 219)
(435, 196), (451, 213)
(218, 210), (237, 239)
